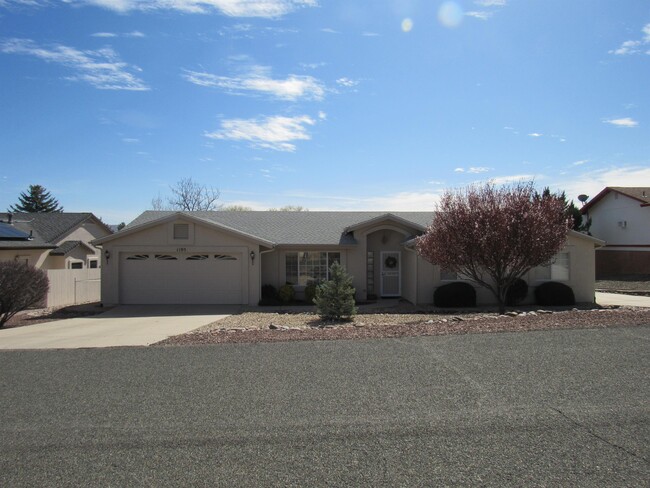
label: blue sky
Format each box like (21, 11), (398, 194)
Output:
(1, 0), (649, 223)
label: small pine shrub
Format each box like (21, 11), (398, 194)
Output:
(278, 284), (295, 304)
(314, 262), (357, 321)
(304, 281), (318, 304)
(505, 278), (529, 306)
(535, 281), (575, 306)
(434, 282), (476, 308)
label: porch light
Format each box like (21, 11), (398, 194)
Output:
(104, 250), (110, 261)
(250, 250), (255, 264)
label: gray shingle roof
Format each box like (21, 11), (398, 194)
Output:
(127, 211), (436, 246)
(0, 212), (110, 250)
(49, 240), (85, 256)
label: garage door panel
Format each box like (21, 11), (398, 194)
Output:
(120, 252), (244, 304)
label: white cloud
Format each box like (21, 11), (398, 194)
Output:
(335, 77), (358, 87)
(320, 28), (339, 34)
(182, 66), (324, 101)
(474, 0), (506, 5)
(609, 23), (650, 55)
(74, 0), (318, 17)
(205, 114), (317, 152)
(0, 38), (149, 90)
(455, 166), (492, 174)
(556, 166), (650, 202)
(92, 30), (145, 38)
(362, 32), (380, 37)
(604, 117), (638, 128)
(465, 11), (492, 20)
(317, 111), (327, 120)
(572, 159), (588, 166)
(528, 132), (543, 137)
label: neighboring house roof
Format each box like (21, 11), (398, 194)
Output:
(581, 187), (650, 214)
(95, 211), (436, 247)
(0, 212), (112, 250)
(0, 222), (32, 240)
(49, 240), (95, 256)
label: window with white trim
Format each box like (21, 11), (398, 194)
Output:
(70, 261), (83, 269)
(535, 252), (570, 281)
(88, 259), (99, 269)
(286, 251), (341, 286)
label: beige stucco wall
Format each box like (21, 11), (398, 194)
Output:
(0, 249), (50, 267)
(99, 218), (262, 305)
(423, 232), (598, 305)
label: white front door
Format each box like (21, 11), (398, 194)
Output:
(380, 251), (401, 297)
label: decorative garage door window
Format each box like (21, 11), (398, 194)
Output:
(285, 251), (341, 286)
(215, 254), (237, 261)
(187, 255), (209, 260)
(155, 254), (177, 260)
(126, 254), (149, 260)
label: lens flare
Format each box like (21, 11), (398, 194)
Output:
(438, 1), (463, 28)
(401, 18), (413, 32)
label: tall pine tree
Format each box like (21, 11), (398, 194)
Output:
(9, 185), (63, 213)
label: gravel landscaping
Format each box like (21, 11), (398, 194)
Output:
(154, 305), (650, 346)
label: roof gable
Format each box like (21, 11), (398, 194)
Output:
(96, 210), (436, 247)
(581, 187), (650, 213)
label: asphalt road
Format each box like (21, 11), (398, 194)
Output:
(1, 327), (648, 487)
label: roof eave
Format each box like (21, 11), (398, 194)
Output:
(92, 211), (275, 247)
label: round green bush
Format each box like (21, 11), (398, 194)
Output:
(278, 284), (295, 304)
(434, 282), (476, 308)
(535, 281), (575, 306)
(505, 278), (529, 306)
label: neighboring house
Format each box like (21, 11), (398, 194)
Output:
(93, 211), (603, 306)
(580, 187), (650, 278)
(0, 212), (113, 269)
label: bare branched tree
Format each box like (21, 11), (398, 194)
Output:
(416, 181), (572, 314)
(151, 178), (221, 211)
(268, 205), (308, 211)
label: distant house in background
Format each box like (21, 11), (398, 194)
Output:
(0, 212), (113, 270)
(581, 187), (650, 278)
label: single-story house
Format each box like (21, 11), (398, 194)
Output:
(0, 212), (113, 269)
(93, 210), (603, 306)
(580, 186), (650, 278)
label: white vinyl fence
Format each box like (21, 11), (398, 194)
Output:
(45, 268), (101, 308)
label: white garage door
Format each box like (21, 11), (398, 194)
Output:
(120, 252), (244, 304)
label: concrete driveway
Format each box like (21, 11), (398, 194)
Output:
(596, 292), (650, 308)
(0, 305), (236, 350)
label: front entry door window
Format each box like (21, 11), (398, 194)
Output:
(380, 251), (401, 297)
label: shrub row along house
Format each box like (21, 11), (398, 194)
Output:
(93, 211), (603, 306)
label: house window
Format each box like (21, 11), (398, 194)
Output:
(89, 259), (99, 269)
(440, 267), (470, 281)
(536, 252), (570, 281)
(285, 251), (341, 286)
(155, 254), (177, 261)
(70, 261), (83, 269)
(173, 223), (189, 240)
